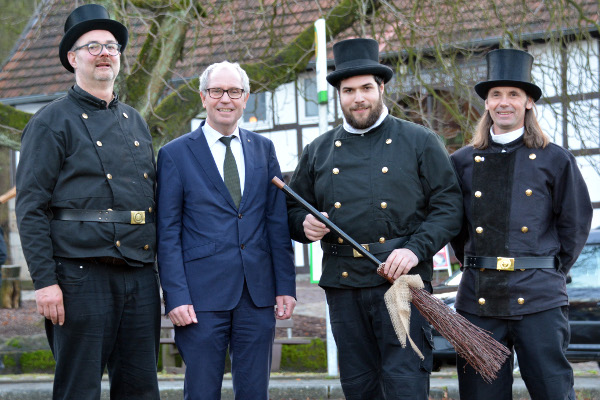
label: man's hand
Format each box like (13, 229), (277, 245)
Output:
(383, 248), (419, 280)
(303, 212), (330, 241)
(35, 284), (65, 325)
(275, 295), (296, 320)
(168, 305), (198, 327)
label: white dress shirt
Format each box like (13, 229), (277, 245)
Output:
(203, 123), (245, 195)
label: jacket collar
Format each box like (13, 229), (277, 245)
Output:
(69, 85), (119, 110)
(486, 132), (525, 153)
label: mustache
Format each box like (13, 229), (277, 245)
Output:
(95, 59), (113, 67)
(350, 105), (370, 111)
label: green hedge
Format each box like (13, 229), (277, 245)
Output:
(20, 350), (55, 373)
(280, 339), (326, 372)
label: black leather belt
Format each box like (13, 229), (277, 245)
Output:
(321, 236), (408, 258)
(52, 209), (154, 225)
(464, 256), (556, 271)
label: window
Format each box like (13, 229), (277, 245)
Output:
(568, 243), (600, 288)
(303, 77), (319, 118)
(243, 92), (267, 123)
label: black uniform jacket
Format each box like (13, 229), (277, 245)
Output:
(16, 86), (156, 290)
(450, 136), (592, 317)
(288, 115), (463, 288)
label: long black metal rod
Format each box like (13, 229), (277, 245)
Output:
(272, 176), (384, 267)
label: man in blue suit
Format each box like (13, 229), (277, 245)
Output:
(156, 61), (296, 400)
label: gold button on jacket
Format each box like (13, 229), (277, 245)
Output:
(478, 298), (486, 305)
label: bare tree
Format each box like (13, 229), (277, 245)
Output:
(1, 0), (598, 174)
(0, 0), (379, 149)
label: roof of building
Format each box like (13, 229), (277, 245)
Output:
(0, 0), (597, 102)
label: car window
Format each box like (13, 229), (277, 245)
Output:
(569, 243), (600, 288)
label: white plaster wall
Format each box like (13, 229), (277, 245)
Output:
(272, 82), (296, 125)
(260, 129), (298, 173)
(529, 42), (561, 99)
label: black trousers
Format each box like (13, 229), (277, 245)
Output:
(47, 257), (161, 400)
(457, 307), (575, 400)
(325, 283), (433, 400)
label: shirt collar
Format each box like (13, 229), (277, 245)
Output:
(202, 122), (241, 145)
(490, 126), (524, 144)
(343, 105), (389, 135)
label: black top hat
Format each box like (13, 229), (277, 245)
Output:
(326, 38), (393, 87)
(59, 4), (128, 73)
(474, 49), (542, 102)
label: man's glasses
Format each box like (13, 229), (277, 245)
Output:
(72, 42), (122, 56)
(206, 88), (245, 99)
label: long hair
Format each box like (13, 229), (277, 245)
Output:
(470, 103), (550, 149)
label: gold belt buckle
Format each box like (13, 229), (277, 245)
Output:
(496, 257), (515, 271)
(130, 211), (146, 225)
(353, 244), (370, 258)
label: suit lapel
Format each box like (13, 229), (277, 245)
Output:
(186, 124), (237, 209)
(239, 128), (255, 211)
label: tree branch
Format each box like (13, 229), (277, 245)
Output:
(148, 0), (383, 143)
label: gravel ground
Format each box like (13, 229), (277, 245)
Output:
(0, 300), (44, 338)
(0, 275), (328, 340)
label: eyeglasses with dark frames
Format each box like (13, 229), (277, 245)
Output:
(206, 88), (245, 99)
(71, 42), (122, 56)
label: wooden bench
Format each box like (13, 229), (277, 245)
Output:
(159, 316), (313, 373)
(271, 318), (312, 372)
(160, 316), (184, 374)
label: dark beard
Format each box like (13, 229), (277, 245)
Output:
(342, 96), (384, 130)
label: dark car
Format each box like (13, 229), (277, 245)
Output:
(432, 229), (600, 370)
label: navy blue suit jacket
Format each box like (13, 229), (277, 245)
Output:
(156, 123), (296, 313)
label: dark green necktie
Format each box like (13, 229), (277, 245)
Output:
(219, 136), (242, 208)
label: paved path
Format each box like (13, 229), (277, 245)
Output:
(1, 373), (599, 399)
(294, 274), (327, 318)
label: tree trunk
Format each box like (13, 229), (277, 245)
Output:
(1, 265), (21, 309)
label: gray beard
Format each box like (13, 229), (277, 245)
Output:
(343, 97), (384, 130)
